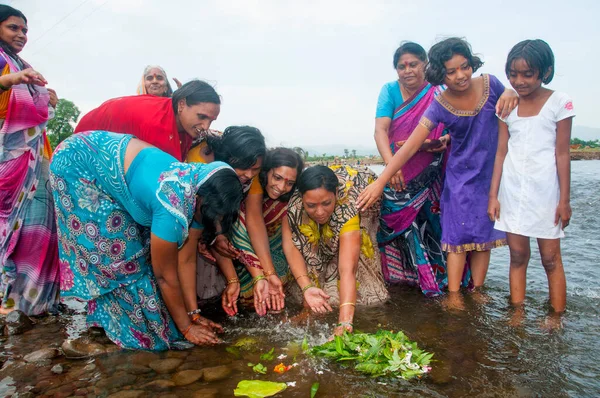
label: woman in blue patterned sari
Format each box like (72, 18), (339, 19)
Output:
(49, 130), (243, 350)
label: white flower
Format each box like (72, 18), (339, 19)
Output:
(286, 382), (296, 387)
(277, 354), (288, 360)
(291, 363), (299, 367)
(316, 370), (324, 375)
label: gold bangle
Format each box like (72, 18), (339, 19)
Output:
(339, 302), (356, 308)
(295, 274), (310, 281)
(252, 275), (266, 285)
(227, 278), (240, 285)
(264, 270), (276, 277)
(301, 283), (315, 294)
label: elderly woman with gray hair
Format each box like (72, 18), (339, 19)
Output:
(136, 65), (182, 97)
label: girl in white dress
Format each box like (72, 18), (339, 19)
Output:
(488, 39), (575, 314)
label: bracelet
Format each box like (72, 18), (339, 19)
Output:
(252, 275), (266, 285)
(0, 82), (9, 91)
(263, 270), (276, 277)
(301, 283), (315, 294)
(227, 277), (240, 285)
(295, 274), (310, 281)
(181, 323), (193, 338)
(187, 309), (201, 316)
(190, 313), (201, 323)
(339, 302), (356, 308)
(336, 321), (353, 328)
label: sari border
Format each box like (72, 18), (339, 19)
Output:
(419, 116), (436, 131)
(442, 238), (507, 253)
(392, 82), (431, 120)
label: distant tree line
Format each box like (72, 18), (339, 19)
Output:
(570, 138), (599, 148)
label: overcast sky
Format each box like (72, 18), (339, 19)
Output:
(7, 0), (599, 147)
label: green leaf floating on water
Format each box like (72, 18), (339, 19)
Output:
(310, 382), (320, 398)
(247, 362), (268, 374)
(310, 330), (433, 380)
(234, 380), (287, 398)
(260, 347), (275, 361)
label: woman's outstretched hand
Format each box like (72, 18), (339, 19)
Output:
(221, 282), (240, 316)
(303, 287), (332, 314)
(357, 180), (384, 211)
(267, 274), (286, 312)
(184, 324), (221, 345)
(10, 68), (47, 87)
(192, 315), (224, 333)
(253, 278), (270, 316)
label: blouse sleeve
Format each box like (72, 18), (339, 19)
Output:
(248, 176), (264, 195)
(375, 83), (395, 118)
(151, 209), (185, 246)
(419, 101), (441, 131)
(340, 214), (360, 235)
(554, 93), (576, 122)
(488, 74), (506, 101)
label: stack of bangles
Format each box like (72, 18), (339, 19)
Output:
(252, 275), (266, 285)
(187, 308), (202, 323)
(227, 277), (240, 285)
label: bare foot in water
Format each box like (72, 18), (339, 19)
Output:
(443, 292), (466, 312)
(540, 312), (564, 331)
(508, 304), (526, 328)
(470, 288), (491, 305)
(0, 306), (15, 315)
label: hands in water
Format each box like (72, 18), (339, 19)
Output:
(304, 286), (332, 314)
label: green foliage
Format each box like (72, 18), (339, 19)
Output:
(46, 98), (81, 149)
(571, 138), (600, 148)
(247, 362), (267, 374)
(310, 330), (433, 380)
(260, 347), (275, 361)
(310, 382), (320, 398)
(234, 380), (287, 398)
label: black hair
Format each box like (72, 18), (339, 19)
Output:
(505, 39), (555, 84)
(171, 79), (221, 114)
(196, 168), (243, 243)
(207, 125), (266, 170)
(393, 41), (427, 69)
(425, 37), (484, 86)
(297, 165), (338, 195)
(259, 147), (304, 202)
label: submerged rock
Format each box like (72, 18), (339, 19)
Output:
(192, 388), (219, 398)
(4, 310), (34, 335)
(148, 358), (183, 374)
(202, 365), (232, 382)
(51, 364), (64, 374)
(107, 391), (145, 398)
(23, 348), (60, 363)
(95, 371), (137, 390)
(172, 369), (204, 386)
(61, 338), (106, 359)
(142, 379), (176, 390)
(116, 363), (153, 375)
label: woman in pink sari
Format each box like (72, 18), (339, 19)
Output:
(374, 42), (464, 295)
(0, 5), (60, 315)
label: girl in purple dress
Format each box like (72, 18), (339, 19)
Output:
(359, 38), (517, 302)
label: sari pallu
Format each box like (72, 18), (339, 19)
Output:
(0, 49), (60, 315)
(231, 197), (291, 307)
(377, 83), (470, 295)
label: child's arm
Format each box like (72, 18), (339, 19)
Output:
(488, 120), (509, 221)
(555, 117), (573, 229)
(357, 123), (431, 210)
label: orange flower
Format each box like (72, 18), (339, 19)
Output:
(273, 363), (292, 374)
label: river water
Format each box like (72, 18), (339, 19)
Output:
(1, 161), (599, 397)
